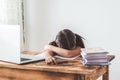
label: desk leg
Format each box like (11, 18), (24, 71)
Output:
(74, 74), (85, 80)
(77, 75), (96, 80)
(85, 76), (96, 80)
(102, 66), (109, 80)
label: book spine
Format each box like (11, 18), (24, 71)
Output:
(86, 59), (108, 62)
(85, 62), (111, 66)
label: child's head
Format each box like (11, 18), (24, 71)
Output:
(55, 29), (76, 50)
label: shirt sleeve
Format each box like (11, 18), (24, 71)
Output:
(75, 34), (85, 48)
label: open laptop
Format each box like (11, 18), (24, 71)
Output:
(0, 25), (45, 64)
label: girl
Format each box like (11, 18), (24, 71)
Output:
(44, 29), (85, 64)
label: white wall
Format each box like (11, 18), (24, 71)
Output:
(25, 0), (120, 79)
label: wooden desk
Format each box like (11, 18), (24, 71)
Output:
(0, 55), (115, 80)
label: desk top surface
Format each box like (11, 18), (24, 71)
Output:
(0, 55), (115, 75)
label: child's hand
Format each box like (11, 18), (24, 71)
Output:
(45, 53), (57, 64)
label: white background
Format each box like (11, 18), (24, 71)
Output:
(24, 0), (120, 79)
(0, 0), (22, 25)
(0, 0), (25, 51)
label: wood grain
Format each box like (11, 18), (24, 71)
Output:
(0, 67), (75, 80)
(0, 55), (115, 80)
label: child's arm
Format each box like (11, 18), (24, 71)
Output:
(42, 50), (57, 64)
(44, 45), (81, 58)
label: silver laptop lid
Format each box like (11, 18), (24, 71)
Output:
(0, 25), (21, 63)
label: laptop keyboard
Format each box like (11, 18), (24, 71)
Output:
(21, 58), (32, 61)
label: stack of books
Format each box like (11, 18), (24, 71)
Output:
(80, 47), (110, 66)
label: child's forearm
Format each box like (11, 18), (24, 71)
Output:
(49, 45), (81, 57)
(50, 46), (69, 57)
(44, 50), (54, 56)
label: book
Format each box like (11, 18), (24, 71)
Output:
(81, 47), (108, 55)
(83, 62), (111, 66)
(54, 55), (80, 60)
(80, 57), (110, 66)
(80, 47), (110, 66)
(85, 58), (108, 63)
(32, 53), (80, 60)
(81, 51), (108, 59)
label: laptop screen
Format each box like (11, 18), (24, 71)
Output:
(0, 25), (21, 63)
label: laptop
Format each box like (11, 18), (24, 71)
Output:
(0, 25), (45, 64)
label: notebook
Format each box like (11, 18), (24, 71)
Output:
(0, 25), (45, 64)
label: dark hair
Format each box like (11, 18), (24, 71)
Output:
(55, 29), (85, 50)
